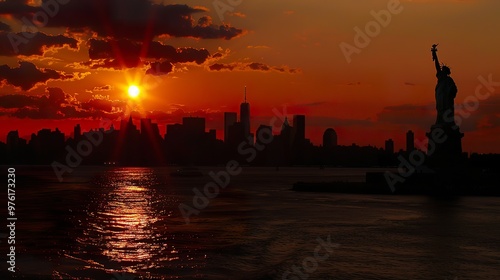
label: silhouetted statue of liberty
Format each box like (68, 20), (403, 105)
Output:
(431, 44), (457, 125)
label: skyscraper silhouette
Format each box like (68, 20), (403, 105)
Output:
(323, 128), (338, 148)
(74, 124), (81, 140)
(291, 115), (306, 164)
(281, 117), (293, 147)
(385, 139), (394, 154)
(30, 128), (65, 163)
(224, 112), (237, 143)
(5, 130), (27, 164)
(183, 117), (205, 138)
(141, 118), (153, 137)
(6, 130), (20, 149)
(292, 115), (306, 146)
(240, 86), (250, 139)
(406, 130), (415, 152)
(121, 115), (139, 134)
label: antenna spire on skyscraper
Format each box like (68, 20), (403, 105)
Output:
(240, 86), (251, 138)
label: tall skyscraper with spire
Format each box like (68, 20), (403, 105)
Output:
(240, 86), (250, 139)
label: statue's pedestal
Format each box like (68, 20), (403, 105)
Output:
(426, 124), (464, 168)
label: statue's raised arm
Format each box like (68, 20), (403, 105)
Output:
(431, 44), (440, 74)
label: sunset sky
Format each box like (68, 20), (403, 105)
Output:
(1, 0), (499, 153)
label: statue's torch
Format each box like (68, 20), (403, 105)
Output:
(431, 44), (438, 61)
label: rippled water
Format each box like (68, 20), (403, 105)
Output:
(4, 166), (500, 279)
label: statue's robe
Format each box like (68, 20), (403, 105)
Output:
(435, 71), (457, 125)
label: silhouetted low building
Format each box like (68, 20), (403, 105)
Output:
(323, 128), (338, 148)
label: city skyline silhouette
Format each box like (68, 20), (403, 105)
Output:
(2, 93), (499, 169)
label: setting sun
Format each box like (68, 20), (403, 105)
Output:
(128, 85), (140, 98)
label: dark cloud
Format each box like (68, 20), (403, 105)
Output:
(209, 63), (236, 71)
(81, 99), (114, 112)
(87, 38), (142, 68)
(0, 93), (37, 108)
(248, 62), (270, 71)
(46, 87), (65, 105)
(0, 87), (127, 119)
(0, 0), (36, 16)
(209, 62), (300, 74)
(211, 52), (224, 59)
(146, 61), (174, 76)
(0, 32), (77, 56)
(1, 87), (72, 119)
(168, 47), (211, 64)
(18, 1), (244, 41)
(84, 38), (210, 70)
(197, 16), (212, 28)
(81, 58), (137, 70)
(12, 107), (61, 119)
(0, 61), (73, 90)
(92, 85), (111, 91)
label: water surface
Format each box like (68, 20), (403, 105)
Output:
(3, 166), (500, 279)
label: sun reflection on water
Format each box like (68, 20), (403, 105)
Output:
(78, 169), (170, 273)
(66, 167), (210, 278)
(100, 185), (157, 263)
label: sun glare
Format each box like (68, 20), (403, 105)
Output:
(128, 85), (140, 98)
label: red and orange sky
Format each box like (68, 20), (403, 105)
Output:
(1, 0), (499, 153)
